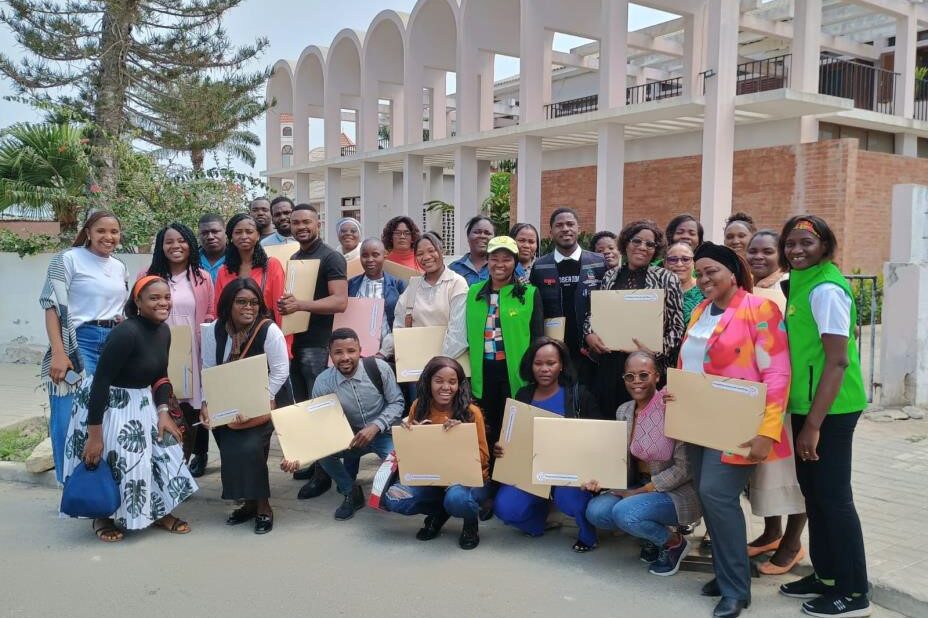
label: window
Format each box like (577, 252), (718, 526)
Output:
(818, 122), (896, 153)
(440, 211), (455, 256)
(282, 126), (293, 137)
(281, 145), (293, 168)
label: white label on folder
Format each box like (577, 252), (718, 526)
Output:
(544, 318), (563, 327)
(404, 473), (441, 482)
(285, 268), (296, 294)
(535, 472), (579, 483)
(183, 366), (190, 397)
(368, 308), (378, 336)
(304, 400), (336, 413)
(624, 292), (659, 302)
(710, 380), (759, 397)
(503, 406), (518, 443)
(212, 408), (239, 420)
(400, 369), (423, 378)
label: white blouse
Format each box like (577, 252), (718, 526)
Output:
(680, 304), (724, 373)
(62, 247), (128, 327)
(199, 321), (290, 406)
(390, 267), (469, 359)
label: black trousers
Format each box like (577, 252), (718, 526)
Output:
(290, 346), (329, 403)
(793, 412), (868, 596)
(477, 359), (510, 450)
(179, 402), (209, 458)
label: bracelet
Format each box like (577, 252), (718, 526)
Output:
(157, 405), (170, 415)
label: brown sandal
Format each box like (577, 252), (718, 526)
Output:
(153, 515), (191, 534)
(93, 519), (124, 543)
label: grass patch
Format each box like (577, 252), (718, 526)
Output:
(0, 419), (48, 462)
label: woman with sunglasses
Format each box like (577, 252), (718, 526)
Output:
(664, 242), (703, 325)
(583, 220), (685, 417)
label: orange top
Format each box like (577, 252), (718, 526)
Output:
(385, 249), (423, 273)
(408, 401), (490, 481)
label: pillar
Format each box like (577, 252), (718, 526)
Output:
(699, 0), (739, 242)
(296, 172), (313, 204)
(454, 146), (478, 255)
(880, 184), (928, 406)
(599, 0), (629, 110)
(519, 5), (554, 124)
(596, 123), (625, 232)
(478, 159), (492, 214)
(323, 88), (342, 160)
(403, 59), (423, 145)
(360, 76), (379, 152)
(425, 165), (445, 232)
(793, 0), (822, 144)
(361, 162), (384, 237)
(895, 11), (918, 156)
(428, 69), (448, 140)
(517, 135), (543, 232)
(683, 6), (707, 98)
(402, 154), (423, 219)
(323, 167), (342, 243)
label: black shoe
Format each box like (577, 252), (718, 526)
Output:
(416, 513), (450, 541)
(781, 574), (833, 599)
(459, 521), (480, 550)
(225, 506), (256, 526)
(640, 541), (660, 563)
(801, 594), (871, 618)
(334, 486), (365, 521)
(188, 453), (208, 478)
(713, 597), (750, 618)
(702, 578), (722, 597)
(297, 475), (332, 500)
(254, 513), (273, 534)
(292, 463), (315, 481)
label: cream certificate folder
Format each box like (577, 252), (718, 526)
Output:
(393, 326), (471, 382)
(201, 353), (271, 427)
(346, 257), (364, 279)
(383, 260), (420, 283)
(281, 259), (321, 335)
(753, 287), (787, 313)
(332, 297), (384, 356)
(664, 368), (767, 457)
(393, 423), (483, 486)
(543, 317), (566, 341)
(532, 418), (628, 488)
(167, 325), (193, 399)
(271, 394), (354, 465)
(491, 399), (559, 498)
(263, 243), (298, 271)
(590, 289), (664, 352)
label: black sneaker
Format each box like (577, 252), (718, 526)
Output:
(334, 485), (365, 521)
(780, 574), (833, 599)
(801, 594), (871, 618)
(416, 513), (450, 541)
(459, 521), (480, 550)
(649, 537), (691, 576)
(640, 541), (660, 563)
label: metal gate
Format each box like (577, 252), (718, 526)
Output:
(844, 274), (880, 402)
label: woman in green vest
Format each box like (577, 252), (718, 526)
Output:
(776, 215), (871, 618)
(465, 236), (543, 449)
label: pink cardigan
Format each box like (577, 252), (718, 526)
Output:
(682, 288), (792, 465)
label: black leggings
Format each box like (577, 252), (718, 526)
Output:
(179, 402), (209, 457)
(793, 412), (868, 596)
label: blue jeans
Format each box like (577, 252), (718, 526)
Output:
(586, 491), (679, 546)
(494, 484), (597, 546)
(49, 324), (112, 483)
(318, 432), (395, 495)
(382, 481), (491, 524)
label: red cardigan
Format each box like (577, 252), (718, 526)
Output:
(214, 258), (286, 325)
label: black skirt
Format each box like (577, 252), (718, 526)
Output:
(214, 420), (274, 500)
(591, 351), (632, 420)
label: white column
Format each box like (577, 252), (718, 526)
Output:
(402, 154), (423, 219)
(323, 87), (342, 160)
(404, 59), (423, 145)
(793, 0), (822, 144)
(895, 12), (918, 156)
(294, 110), (310, 166)
(517, 135), (543, 231)
(267, 176), (283, 193)
(454, 146), (478, 255)
(428, 70), (448, 139)
(477, 159), (492, 215)
(699, 0), (739, 242)
(519, 6), (554, 124)
(360, 161), (384, 236)
(324, 167), (342, 243)
(599, 0), (629, 110)
(425, 165), (445, 233)
(683, 6), (707, 98)
(596, 123), (625, 232)
(478, 51), (495, 132)
(295, 172), (312, 204)
(456, 41), (478, 135)
(266, 111), (282, 170)
(360, 76), (379, 152)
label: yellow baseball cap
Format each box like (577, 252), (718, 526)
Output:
(487, 235), (519, 256)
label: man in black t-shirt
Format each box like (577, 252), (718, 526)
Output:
(278, 204), (349, 498)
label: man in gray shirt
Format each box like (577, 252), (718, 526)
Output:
(311, 327), (404, 520)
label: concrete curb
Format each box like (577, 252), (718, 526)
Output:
(0, 461), (58, 489)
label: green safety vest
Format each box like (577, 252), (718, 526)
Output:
(785, 261), (868, 414)
(466, 282), (535, 399)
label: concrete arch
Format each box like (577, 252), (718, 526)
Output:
(266, 59), (295, 171)
(405, 0), (460, 143)
(325, 29), (364, 156)
(293, 45), (327, 166)
(361, 10), (408, 150)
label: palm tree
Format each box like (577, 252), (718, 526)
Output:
(0, 123), (93, 233)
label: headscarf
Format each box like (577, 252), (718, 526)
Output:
(336, 217), (363, 259)
(694, 242), (742, 278)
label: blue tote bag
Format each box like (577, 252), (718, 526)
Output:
(60, 460), (121, 519)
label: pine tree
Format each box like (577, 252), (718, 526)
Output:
(0, 0), (268, 186)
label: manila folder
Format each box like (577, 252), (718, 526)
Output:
(532, 418), (628, 489)
(280, 259), (321, 336)
(491, 399), (559, 498)
(590, 289), (664, 352)
(393, 325), (471, 382)
(201, 353), (270, 427)
(167, 325), (193, 400)
(271, 394), (354, 465)
(393, 423), (483, 487)
(332, 297), (384, 357)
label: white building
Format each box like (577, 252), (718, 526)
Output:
(264, 0), (928, 272)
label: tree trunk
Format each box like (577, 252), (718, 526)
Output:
(91, 0), (140, 192)
(190, 148), (205, 172)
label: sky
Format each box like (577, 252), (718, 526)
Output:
(0, 1), (675, 175)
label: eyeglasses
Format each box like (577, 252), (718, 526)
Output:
(392, 230), (412, 238)
(665, 256), (693, 265)
(629, 238), (658, 250)
(233, 298), (260, 308)
(622, 371), (654, 383)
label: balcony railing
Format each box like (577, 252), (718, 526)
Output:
(626, 77), (683, 105)
(378, 136), (390, 149)
(819, 57), (897, 115)
(915, 79), (928, 121)
(340, 144), (357, 156)
(544, 94), (599, 119)
(736, 53), (791, 94)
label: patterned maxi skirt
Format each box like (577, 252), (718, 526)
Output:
(61, 383), (198, 530)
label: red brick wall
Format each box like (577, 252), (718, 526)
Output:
(511, 138), (926, 273)
(0, 220), (60, 237)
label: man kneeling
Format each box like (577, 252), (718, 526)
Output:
(282, 327), (404, 520)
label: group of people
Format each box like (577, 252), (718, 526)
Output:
(41, 196), (871, 618)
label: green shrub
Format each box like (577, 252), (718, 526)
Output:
(0, 228), (62, 256)
(847, 269), (883, 325)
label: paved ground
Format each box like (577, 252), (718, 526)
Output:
(1, 361), (925, 617)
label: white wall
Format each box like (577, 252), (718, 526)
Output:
(0, 252), (153, 360)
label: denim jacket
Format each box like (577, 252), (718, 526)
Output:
(347, 272), (407, 332)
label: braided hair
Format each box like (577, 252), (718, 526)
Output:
(147, 223), (205, 284)
(224, 213), (269, 275)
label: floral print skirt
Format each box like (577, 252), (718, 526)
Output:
(61, 383), (198, 530)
